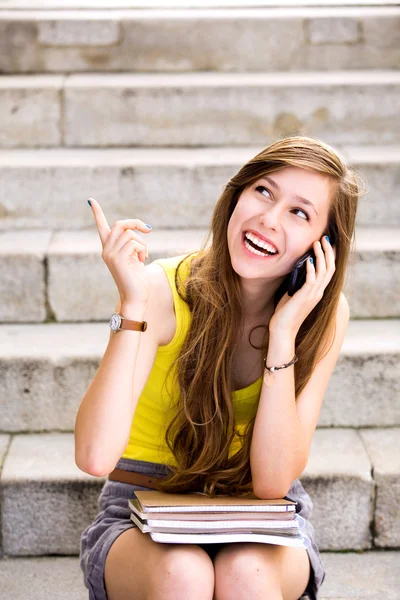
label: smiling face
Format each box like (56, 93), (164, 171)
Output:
(227, 166), (333, 281)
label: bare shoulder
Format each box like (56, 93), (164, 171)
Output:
(144, 261), (176, 346)
(338, 291), (350, 324)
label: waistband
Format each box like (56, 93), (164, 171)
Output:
(108, 468), (166, 489)
(114, 457), (172, 477)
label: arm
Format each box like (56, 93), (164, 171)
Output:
(250, 293), (350, 499)
(74, 264), (163, 477)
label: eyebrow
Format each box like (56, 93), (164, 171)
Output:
(260, 176), (319, 217)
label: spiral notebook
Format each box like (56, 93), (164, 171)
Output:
(128, 490), (310, 549)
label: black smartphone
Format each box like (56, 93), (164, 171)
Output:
(287, 231), (336, 297)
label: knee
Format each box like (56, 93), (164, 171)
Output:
(149, 545), (215, 599)
(214, 545), (281, 600)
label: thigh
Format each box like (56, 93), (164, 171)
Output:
(213, 542), (310, 600)
(104, 527), (216, 600)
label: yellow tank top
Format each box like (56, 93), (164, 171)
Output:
(121, 252), (263, 466)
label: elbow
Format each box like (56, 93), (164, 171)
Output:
(75, 459), (111, 478)
(75, 451), (111, 478)
(252, 475), (294, 500)
(253, 482), (291, 500)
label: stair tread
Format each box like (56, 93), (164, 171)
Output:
(0, 145), (400, 165)
(1, 428), (399, 482)
(2, 70), (400, 87)
(0, 551), (399, 600)
(0, 319), (399, 358)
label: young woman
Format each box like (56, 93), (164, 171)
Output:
(76, 136), (361, 600)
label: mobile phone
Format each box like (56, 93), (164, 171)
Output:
(287, 231), (336, 297)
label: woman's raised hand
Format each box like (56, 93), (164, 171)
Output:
(88, 197), (152, 306)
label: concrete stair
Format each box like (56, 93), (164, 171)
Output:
(0, 319), (399, 432)
(1, 71), (400, 147)
(0, 553), (398, 600)
(0, 6), (399, 73)
(0, 429), (400, 555)
(0, 227), (399, 321)
(0, 146), (399, 230)
(0, 1), (399, 598)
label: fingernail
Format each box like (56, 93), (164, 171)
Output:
(146, 249), (149, 258)
(309, 257), (313, 264)
(145, 224), (152, 229)
(87, 200), (92, 207)
(325, 235), (330, 243)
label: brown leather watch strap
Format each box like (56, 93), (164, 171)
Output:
(120, 318), (147, 332)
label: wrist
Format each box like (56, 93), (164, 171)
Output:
(119, 302), (148, 321)
(266, 332), (296, 366)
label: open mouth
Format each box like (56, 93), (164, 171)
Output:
(242, 232), (279, 258)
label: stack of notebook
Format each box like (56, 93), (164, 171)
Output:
(129, 490), (310, 549)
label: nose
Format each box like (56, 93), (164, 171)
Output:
(259, 203), (283, 231)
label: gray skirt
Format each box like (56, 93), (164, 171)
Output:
(80, 458), (326, 600)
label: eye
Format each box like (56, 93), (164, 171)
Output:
(255, 185), (271, 199)
(255, 185), (310, 221)
(292, 208), (309, 221)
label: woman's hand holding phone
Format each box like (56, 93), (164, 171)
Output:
(88, 197), (152, 306)
(269, 235), (336, 338)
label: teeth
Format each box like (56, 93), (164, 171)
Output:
(244, 238), (274, 257)
(245, 232), (277, 254)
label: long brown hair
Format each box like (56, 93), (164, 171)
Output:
(155, 136), (364, 497)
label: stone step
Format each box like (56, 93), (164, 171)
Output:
(0, 319), (399, 432)
(0, 552), (399, 600)
(0, 146), (399, 230)
(1, 0), (399, 7)
(0, 428), (399, 556)
(1, 71), (399, 147)
(0, 227), (399, 321)
(0, 6), (399, 73)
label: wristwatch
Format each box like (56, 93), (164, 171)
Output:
(109, 313), (147, 334)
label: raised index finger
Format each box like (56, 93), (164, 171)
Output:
(88, 197), (111, 248)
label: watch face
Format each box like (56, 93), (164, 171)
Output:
(110, 313), (122, 331)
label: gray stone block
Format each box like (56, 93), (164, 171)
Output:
(301, 429), (373, 550)
(0, 434), (10, 558)
(321, 320), (400, 427)
(306, 17), (360, 44)
(0, 8), (399, 73)
(1, 319), (399, 433)
(0, 154), (123, 229)
(0, 323), (109, 432)
(343, 146), (400, 228)
(359, 428), (400, 548)
(38, 19), (120, 46)
(320, 551), (400, 600)
(343, 228), (400, 318)
(0, 433), (106, 555)
(0, 147), (399, 230)
(0, 230), (52, 322)
(0, 430), (378, 555)
(0, 551), (399, 600)
(64, 72), (400, 147)
(0, 556), (88, 599)
(0, 76), (62, 147)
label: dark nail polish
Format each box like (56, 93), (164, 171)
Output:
(87, 200), (92, 207)
(309, 257), (313, 264)
(325, 235), (330, 243)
